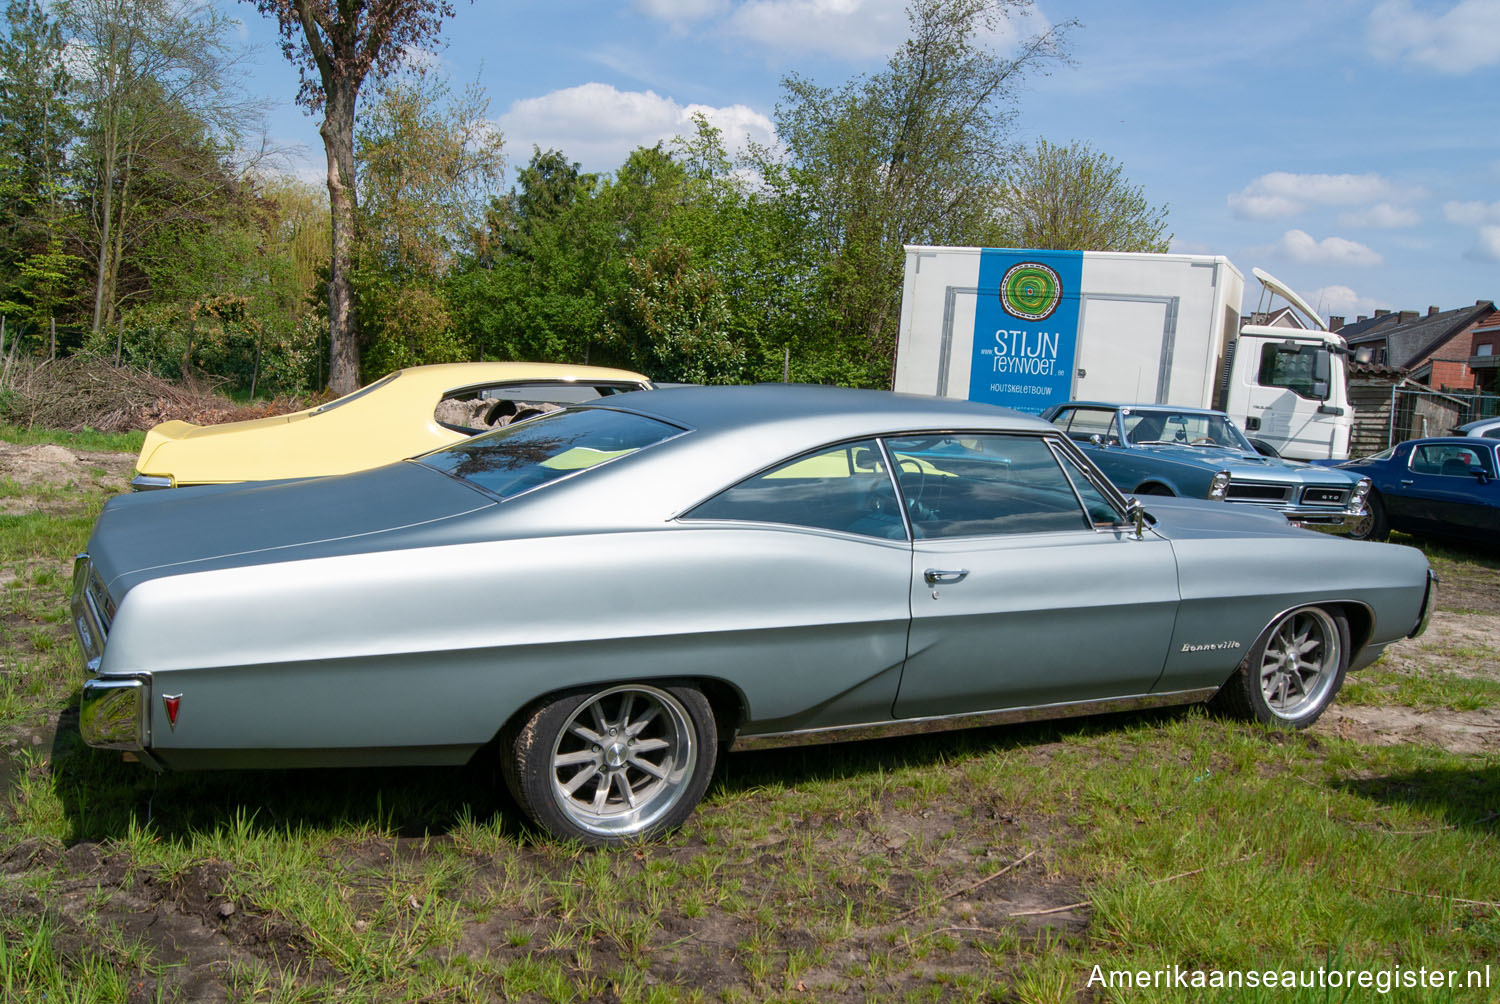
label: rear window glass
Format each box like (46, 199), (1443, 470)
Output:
(418, 408), (678, 499)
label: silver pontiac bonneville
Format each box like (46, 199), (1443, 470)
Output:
(73, 386), (1436, 843)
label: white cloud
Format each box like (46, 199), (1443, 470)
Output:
(1443, 199), (1500, 224)
(1276, 229), (1384, 267)
(726, 0), (909, 59)
(1305, 285), (1391, 320)
(633, 0), (730, 21)
(1228, 172), (1412, 219)
(1467, 225), (1500, 263)
(499, 83), (775, 172)
(1368, 0), (1500, 74)
(1337, 202), (1420, 228)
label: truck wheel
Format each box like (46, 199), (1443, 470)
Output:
(1211, 606), (1349, 729)
(504, 683), (717, 844)
(1347, 491), (1389, 541)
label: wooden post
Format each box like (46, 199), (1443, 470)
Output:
(50, 316), (56, 360)
(783, 345), (790, 383)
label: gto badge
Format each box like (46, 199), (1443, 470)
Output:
(162, 694), (182, 729)
(1180, 640), (1242, 653)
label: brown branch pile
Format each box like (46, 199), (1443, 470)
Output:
(0, 355), (312, 433)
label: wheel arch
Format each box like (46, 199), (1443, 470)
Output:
(493, 674), (749, 749)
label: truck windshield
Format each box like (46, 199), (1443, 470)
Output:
(1121, 410), (1253, 451)
(416, 407), (681, 499)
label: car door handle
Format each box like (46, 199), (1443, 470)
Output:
(1400, 479), (1414, 486)
(924, 568), (969, 585)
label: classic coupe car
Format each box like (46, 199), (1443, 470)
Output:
(74, 386), (1435, 843)
(1041, 402), (1370, 529)
(131, 361), (652, 489)
(1336, 437), (1498, 543)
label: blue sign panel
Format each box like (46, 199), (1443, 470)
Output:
(967, 249), (1083, 414)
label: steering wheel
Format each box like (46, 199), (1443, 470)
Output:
(1191, 437), (1216, 445)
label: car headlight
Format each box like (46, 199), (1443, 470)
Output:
(1209, 471), (1231, 501)
(1349, 477), (1371, 511)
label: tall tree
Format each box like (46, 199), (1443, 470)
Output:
(0, 0), (79, 345)
(244, 0), (459, 394)
(995, 138), (1172, 252)
(58, 0), (253, 347)
(353, 66), (501, 375)
(763, 0), (1073, 386)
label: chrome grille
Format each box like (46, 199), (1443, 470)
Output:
(1225, 482), (1291, 503)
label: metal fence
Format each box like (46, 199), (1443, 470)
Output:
(1388, 386), (1500, 445)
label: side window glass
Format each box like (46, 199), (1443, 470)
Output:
(685, 440), (907, 539)
(884, 434), (1090, 539)
(1051, 446), (1121, 525)
(1257, 344), (1329, 400)
(1058, 408), (1117, 443)
(1411, 444), (1492, 477)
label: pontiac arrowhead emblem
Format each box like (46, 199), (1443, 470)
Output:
(162, 694), (182, 729)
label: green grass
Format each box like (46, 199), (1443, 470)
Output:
(0, 421), (145, 454)
(0, 425), (1497, 1002)
(1344, 667), (1500, 711)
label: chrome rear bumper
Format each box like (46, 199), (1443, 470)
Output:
(80, 674), (151, 750)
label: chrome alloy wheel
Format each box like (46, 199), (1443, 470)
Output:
(1257, 607), (1342, 720)
(548, 684), (697, 837)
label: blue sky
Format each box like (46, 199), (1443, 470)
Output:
(230, 0), (1500, 325)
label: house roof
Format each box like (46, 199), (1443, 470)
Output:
(1340, 303), (1496, 369)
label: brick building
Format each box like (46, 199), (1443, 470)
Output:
(1332, 300), (1498, 392)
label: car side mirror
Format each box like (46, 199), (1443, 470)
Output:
(1123, 497), (1147, 539)
(1471, 464), (1490, 484)
(1089, 433), (1104, 447)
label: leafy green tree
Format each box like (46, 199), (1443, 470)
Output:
(245, 0), (462, 394)
(995, 138), (1171, 252)
(0, 0), (80, 351)
(352, 66), (502, 376)
(449, 147), (616, 365)
(58, 0), (255, 348)
(762, 0), (1073, 386)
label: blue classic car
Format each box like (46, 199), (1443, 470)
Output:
(1336, 437), (1499, 542)
(1041, 402), (1370, 528)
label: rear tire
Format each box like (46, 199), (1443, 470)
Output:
(1346, 491), (1389, 541)
(1211, 606), (1349, 729)
(504, 683), (716, 845)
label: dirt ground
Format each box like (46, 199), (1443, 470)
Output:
(0, 441), (135, 513)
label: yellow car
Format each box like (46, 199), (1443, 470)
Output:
(132, 362), (653, 489)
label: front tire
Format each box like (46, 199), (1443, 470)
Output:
(1346, 491), (1389, 541)
(505, 683), (717, 844)
(1211, 606), (1349, 729)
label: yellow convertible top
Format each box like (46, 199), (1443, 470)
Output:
(136, 362), (651, 486)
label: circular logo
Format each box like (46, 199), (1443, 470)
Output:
(998, 262), (1063, 321)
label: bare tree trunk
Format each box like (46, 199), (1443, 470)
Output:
(322, 82), (359, 395)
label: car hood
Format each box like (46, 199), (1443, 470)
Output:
(89, 461), (494, 592)
(1140, 495), (1307, 539)
(1129, 444), (1353, 483)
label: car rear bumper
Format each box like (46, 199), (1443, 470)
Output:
(80, 675), (151, 750)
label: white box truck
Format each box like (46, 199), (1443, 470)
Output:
(893, 246), (1353, 460)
